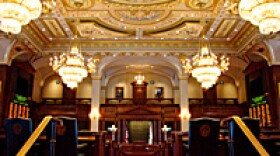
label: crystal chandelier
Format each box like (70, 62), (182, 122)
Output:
(238, 0), (280, 35)
(135, 75), (145, 84)
(182, 36), (230, 89)
(49, 38), (98, 89)
(0, 0), (56, 34)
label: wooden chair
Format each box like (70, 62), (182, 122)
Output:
(187, 118), (220, 156)
(54, 116), (78, 156)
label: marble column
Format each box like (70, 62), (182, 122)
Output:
(173, 86), (180, 104)
(179, 76), (189, 132)
(91, 76), (101, 132)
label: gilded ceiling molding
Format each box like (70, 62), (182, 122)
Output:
(77, 23), (129, 38)
(186, 0), (215, 10)
(109, 9), (168, 25)
(45, 41), (236, 51)
(235, 26), (265, 54)
(22, 26), (45, 49)
(101, 0), (180, 8)
(43, 19), (67, 37)
(61, 0), (94, 9)
(149, 22), (204, 38)
(245, 42), (272, 64)
(6, 41), (34, 65)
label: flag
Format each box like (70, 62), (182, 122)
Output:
(125, 127), (129, 143)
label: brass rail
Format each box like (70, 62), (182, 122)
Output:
(16, 115), (53, 156)
(232, 116), (269, 156)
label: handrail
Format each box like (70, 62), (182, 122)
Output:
(17, 115), (54, 156)
(231, 116), (269, 156)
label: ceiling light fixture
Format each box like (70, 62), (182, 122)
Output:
(239, 0), (280, 35)
(181, 36), (230, 89)
(0, 0), (55, 34)
(49, 38), (98, 89)
(135, 74), (145, 84)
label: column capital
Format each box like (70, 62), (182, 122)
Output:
(91, 75), (102, 80)
(178, 75), (189, 80)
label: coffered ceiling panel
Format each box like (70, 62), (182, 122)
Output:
(17, 0), (259, 56)
(214, 19), (238, 38)
(42, 19), (66, 37)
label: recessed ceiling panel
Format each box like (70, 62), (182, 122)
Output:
(214, 19), (238, 38)
(43, 19), (66, 37)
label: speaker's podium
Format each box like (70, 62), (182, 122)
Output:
(187, 118), (220, 156)
(5, 118), (32, 156)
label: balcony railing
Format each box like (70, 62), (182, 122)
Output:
(42, 98), (91, 105)
(105, 98), (174, 104)
(189, 98), (238, 105)
(40, 98), (238, 105)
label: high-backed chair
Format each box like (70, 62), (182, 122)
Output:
(55, 117), (78, 156)
(5, 118), (32, 156)
(188, 118), (220, 156)
(228, 117), (260, 156)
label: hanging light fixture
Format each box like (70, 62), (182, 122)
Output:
(0, 0), (56, 34)
(49, 36), (98, 89)
(49, 1), (97, 89)
(231, 0), (280, 35)
(182, 36), (230, 89)
(135, 74), (145, 84)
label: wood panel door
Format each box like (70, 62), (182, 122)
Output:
(131, 82), (148, 104)
(63, 84), (76, 104)
(203, 85), (217, 105)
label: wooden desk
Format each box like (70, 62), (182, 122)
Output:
(0, 134), (95, 142)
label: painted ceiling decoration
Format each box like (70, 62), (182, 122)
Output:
(0, 0), (268, 59)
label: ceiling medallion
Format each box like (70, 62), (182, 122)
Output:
(103, 0), (179, 8)
(188, 0), (214, 9)
(62, 0), (94, 9)
(112, 10), (166, 24)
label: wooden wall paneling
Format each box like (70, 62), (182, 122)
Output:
(153, 120), (157, 144)
(118, 120), (121, 142)
(268, 66), (280, 128)
(122, 119), (126, 143)
(0, 65), (12, 127)
(158, 120), (162, 143)
(203, 85), (217, 105)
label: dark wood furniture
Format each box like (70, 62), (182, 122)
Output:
(131, 81), (149, 105)
(188, 118), (220, 156)
(100, 104), (180, 144)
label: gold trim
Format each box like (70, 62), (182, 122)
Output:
(17, 116), (53, 156)
(232, 116), (269, 156)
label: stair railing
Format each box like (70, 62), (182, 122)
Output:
(231, 116), (269, 156)
(16, 115), (62, 156)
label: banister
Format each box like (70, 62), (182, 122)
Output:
(231, 116), (269, 156)
(16, 115), (62, 156)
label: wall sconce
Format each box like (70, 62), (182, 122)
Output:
(179, 109), (191, 120)
(161, 125), (171, 141)
(89, 109), (100, 120)
(108, 125), (118, 141)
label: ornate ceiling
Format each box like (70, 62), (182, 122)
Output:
(5, 0), (264, 57)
